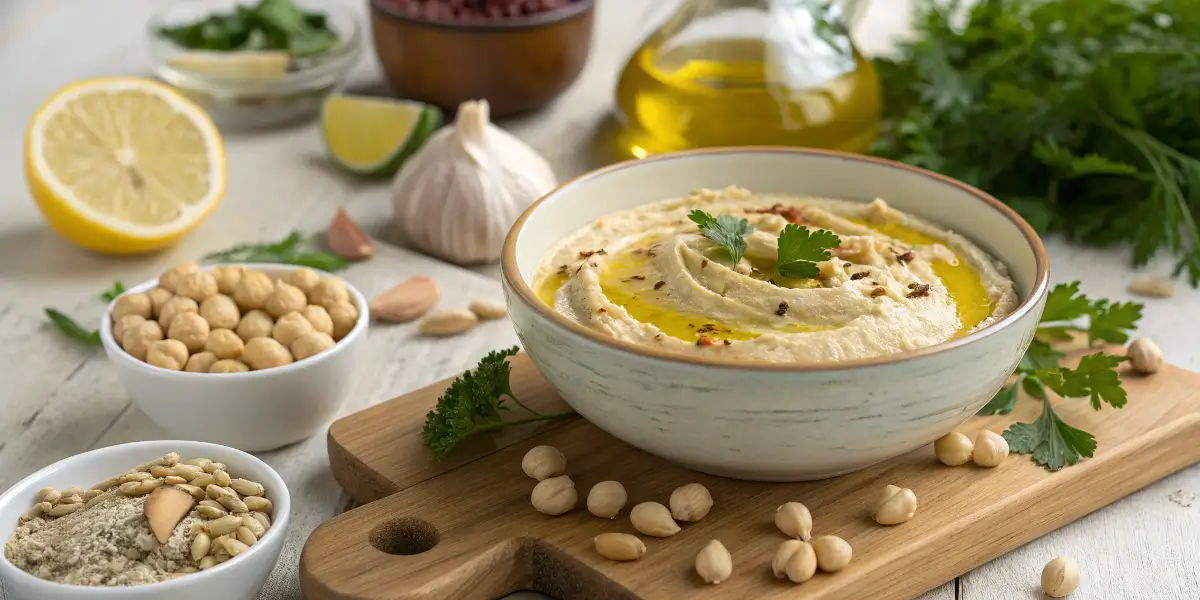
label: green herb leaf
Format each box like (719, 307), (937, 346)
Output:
(1004, 399), (1097, 471)
(774, 224), (841, 279)
(688, 210), (755, 266)
(159, 0), (337, 56)
(422, 347), (576, 460)
(1040, 282), (1092, 323)
(1046, 353), (1129, 410)
(1021, 338), (1065, 372)
(1086, 300), (1143, 345)
(100, 281), (126, 302)
(44, 308), (101, 346)
(977, 374), (1023, 416)
(203, 231), (348, 272)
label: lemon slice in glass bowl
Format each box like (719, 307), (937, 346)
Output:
(321, 95), (442, 178)
(25, 76), (226, 254)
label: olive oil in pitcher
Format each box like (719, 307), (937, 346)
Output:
(615, 0), (881, 158)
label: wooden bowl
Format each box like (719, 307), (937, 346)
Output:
(369, 0), (594, 118)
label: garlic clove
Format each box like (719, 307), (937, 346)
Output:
(327, 207), (373, 261)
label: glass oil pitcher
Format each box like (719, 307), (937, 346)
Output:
(615, 0), (880, 158)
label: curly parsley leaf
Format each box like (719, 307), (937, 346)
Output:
(774, 224), (841, 279)
(44, 308), (101, 346)
(688, 210), (755, 266)
(203, 231), (348, 272)
(1004, 399), (1097, 471)
(422, 346), (575, 460)
(100, 281), (126, 302)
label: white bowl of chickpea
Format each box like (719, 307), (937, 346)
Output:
(99, 263), (370, 452)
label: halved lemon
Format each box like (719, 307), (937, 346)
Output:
(25, 77), (226, 254)
(321, 95), (442, 177)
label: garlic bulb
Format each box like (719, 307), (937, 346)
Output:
(391, 99), (557, 265)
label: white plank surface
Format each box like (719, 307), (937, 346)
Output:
(0, 1), (1195, 599)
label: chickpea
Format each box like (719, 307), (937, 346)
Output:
(242, 337), (294, 370)
(233, 270), (274, 312)
(185, 352), (219, 373)
(301, 305), (334, 336)
(308, 277), (349, 309)
(168, 312), (211, 354)
(326, 301), (358, 340)
(158, 296), (199, 329)
(176, 271), (219, 302)
(111, 293), (152, 322)
(211, 265), (246, 295)
(112, 314), (146, 345)
(291, 332), (335, 361)
(146, 287), (173, 317)
(284, 268), (321, 298)
(236, 310), (274, 341)
(265, 281), (307, 319)
(205, 328), (245, 360)
(272, 312), (314, 347)
(146, 339), (189, 370)
(122, 321), (164, 361)
(209, 359), (250, 374)
(158, 262), (199, 293)
(199, 294), (241, 329)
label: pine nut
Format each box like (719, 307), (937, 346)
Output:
(243, 496), (272, 513)
(230, 478), (265, 497)
(236, 526), (257, 546)
(207, 515), (243, 537)
(191, 532), (211, 561)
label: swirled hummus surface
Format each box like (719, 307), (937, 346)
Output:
(533, 186), (1018, 364)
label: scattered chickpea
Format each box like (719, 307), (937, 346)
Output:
(873, 485), (917, 525)
(185, 352), (219, 373)
(168, 312), (211, 354)
(593, 532), (645, 561)
(326, 301), (358, 340)
(233, 270), (274, 311)
(521, 445), (566, 481)
(112, 314), (146, 345)
(812, 535), (852, 573)
(199, 294), (241, 330)
(284, 268), (321, 298)
(146, 287), (173, 317)
(1041, 557), (1080, 597)
(236, 310), (274, 341)
(587, 481), (628, 519)
(530, 475), (577, 516)
(972, 430), (1009, 468)
(158, 296), (199, 329)
(1127, 338), (1163, 375)
(265, 280), (308, 319)
(934, 432), (974, 466)
(242, 337), (293, 370)
(669, 483), (713, 522)
(111, 293), (152, 321)
(205, 329), (246, 360)
(301, 304), (334, 336)
(630, 502), (680, 537)
(158, 262), (199, 293)
(775, 502), (812, 541)
(211, 265), (245, 295)
(308, 277), (350, 309)
(773, 539), (817, 583)
(176, 271), (219, 302)
(291, 332), (334, 361)
(694, 540), (733, 585)
(122, 321), (164, 361)
(146, 339), (189, 371)
(273, 312), (314, 347)
(210, 359), (250, 374)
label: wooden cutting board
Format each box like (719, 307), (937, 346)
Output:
(300, 347), (1200, 600)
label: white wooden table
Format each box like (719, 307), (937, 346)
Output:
(1, 1), (1198, 599)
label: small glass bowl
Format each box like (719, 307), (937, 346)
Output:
(147, 0), (362, 130)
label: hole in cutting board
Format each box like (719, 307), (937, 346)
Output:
(369, 517), (439, 555)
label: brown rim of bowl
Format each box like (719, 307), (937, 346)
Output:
(501, 146), (1051, 372)
(369, 0), (594, 31)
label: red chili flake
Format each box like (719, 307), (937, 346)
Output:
(871, 287), (887, 298)
(907, 282), (919, 289)
(775, 301), (789, 316)
(897, 251), (916, 263)
(701, 259), (709, 268)
(654, 280), (666, 290)
(850, 272), (869, 281)
(906, 284), (931, 298)
(696, 336), (717, 346)
(597, 308), (607, 313)
(748, 203), (805, 224)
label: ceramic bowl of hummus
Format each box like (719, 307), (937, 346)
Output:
(501, 148), (1049, 482)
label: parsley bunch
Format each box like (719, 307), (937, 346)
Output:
(978, 282), (1143, 470)
(873, 0), (1200, 285)
(422, 347), (576, 460)
(687, 210), (841, 278)
(203, 231), (347, 272)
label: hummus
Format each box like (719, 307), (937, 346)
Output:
(533, 186), (1018, 364)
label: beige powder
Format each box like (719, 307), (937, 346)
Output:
(4, 490), (201, 586)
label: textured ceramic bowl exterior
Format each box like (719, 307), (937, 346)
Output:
(502, 148), (1049, 481)
(100, 264), (369, 452)
(0, 440), (290, 600)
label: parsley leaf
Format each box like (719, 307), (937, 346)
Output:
(203, 231), (348, 272)
(1047, 353), (1129, 410)
(977, 373), (1024, 416)
(422, 347), (576, 460)
(100, 281), (126, 302)
(688, 210), (755, 266)
(774, 224), (841, 279)
(44, 308), (101, 347)
(1040, 282), (1092, 322)
(158, 0), (338, 57)
(1086, 300), (1143, 345)
(1004, 399), (1097, 471)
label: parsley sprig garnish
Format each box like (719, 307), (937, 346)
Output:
(688, 210), (755, 266)
(978, 282), (1143, 470)
(45, 280), (130, 346)
(204, 231), (347, 272)
(99, 281), (126, 302)
(774, 224), (841, 279)
(422, 347), (576, 461)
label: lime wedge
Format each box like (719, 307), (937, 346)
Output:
(167, 51), (291, 79)
(321, 95), (443, 177)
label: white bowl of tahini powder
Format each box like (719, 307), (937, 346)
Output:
(0, 440), (290, 600)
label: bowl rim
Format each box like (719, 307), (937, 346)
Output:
(100, 263), (369, 379)
(0, 440), (291, 594)
(369, 0), (594, 31)
(501, 146), (1051, 372)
